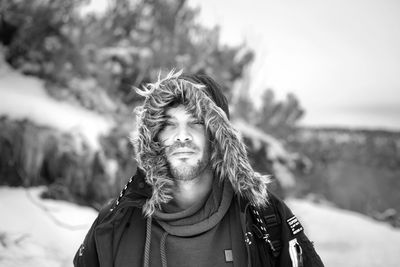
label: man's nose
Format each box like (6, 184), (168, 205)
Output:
(175, 125), (192, 142)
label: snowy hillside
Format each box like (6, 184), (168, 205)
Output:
(1, 186), (399, 267)
(0, 56), (113, 149)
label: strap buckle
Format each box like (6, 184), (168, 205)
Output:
(245, 232), (254, 245)
(263, 234), (277, 252)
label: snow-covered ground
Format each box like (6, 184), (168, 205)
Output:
(0, 187), (97, 267)
(288, 199), (400, 267)
(0, 55), (113, 149)
(1, 186), (399, 267)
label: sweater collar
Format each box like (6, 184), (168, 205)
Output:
(153, 178), (233, 237)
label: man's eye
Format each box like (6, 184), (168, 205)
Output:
(163, 121), (174, 127)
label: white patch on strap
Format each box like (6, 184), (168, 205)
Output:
(224, 249), (233, 262)
(287, 215), (304, 236)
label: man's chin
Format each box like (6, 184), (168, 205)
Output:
(167, 156), (210, 181)
(169, 162), (200, 181)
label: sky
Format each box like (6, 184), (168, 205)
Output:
(188, 0), (400, 130)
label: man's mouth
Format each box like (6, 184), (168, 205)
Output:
(171, 149), (195, 156)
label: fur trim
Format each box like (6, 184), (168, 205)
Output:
(132, 70), (270, 216)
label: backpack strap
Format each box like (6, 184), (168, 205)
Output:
(238, 195), (283, 266)
(249, 203), (283, 258)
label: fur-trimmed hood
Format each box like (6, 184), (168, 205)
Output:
(132, 70), (270, 216)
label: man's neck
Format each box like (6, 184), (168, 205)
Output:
(167, 169), (214, 212)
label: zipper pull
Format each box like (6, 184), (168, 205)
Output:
(78, 243), (85, 256)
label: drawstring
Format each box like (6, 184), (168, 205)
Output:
(160, 232), (168, 267)
(143, 216), (169, 267)
(144, 216), (152, 267)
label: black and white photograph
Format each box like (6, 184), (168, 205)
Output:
(1, 0), (399, 266)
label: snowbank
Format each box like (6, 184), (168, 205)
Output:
(0, 60), (113, 149)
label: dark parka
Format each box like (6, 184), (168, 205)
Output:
(73, 169), (324, 267)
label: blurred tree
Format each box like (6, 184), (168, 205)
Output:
(79, 0), (254, 106)
(1, 0), (253, 109)
(0, 0), (87, 84)
(231, 66), (305, 140)
(255, 89), (304, 139)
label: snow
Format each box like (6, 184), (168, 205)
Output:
(287, 199), (400, 267)
(0, 187), (97, 267)
(1, 186), (399, 267)
(0, 58), (114, 149)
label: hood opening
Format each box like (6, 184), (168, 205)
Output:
(131, 70), (270, 217)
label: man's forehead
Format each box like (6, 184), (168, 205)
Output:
(164, 105), (195, 119)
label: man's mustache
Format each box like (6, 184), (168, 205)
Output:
(166, 141), (198, 154)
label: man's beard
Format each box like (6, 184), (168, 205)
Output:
(169, 158), (209, 181)
(166, 142), (210, 181)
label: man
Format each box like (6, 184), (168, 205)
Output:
(74, 70), (324, 267)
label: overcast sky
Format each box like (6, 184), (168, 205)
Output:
(189, 0), (400, 130)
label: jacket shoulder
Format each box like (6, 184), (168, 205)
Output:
(73, 169), (148, 267)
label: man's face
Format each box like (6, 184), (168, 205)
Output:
(158, 105), (211, 181)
